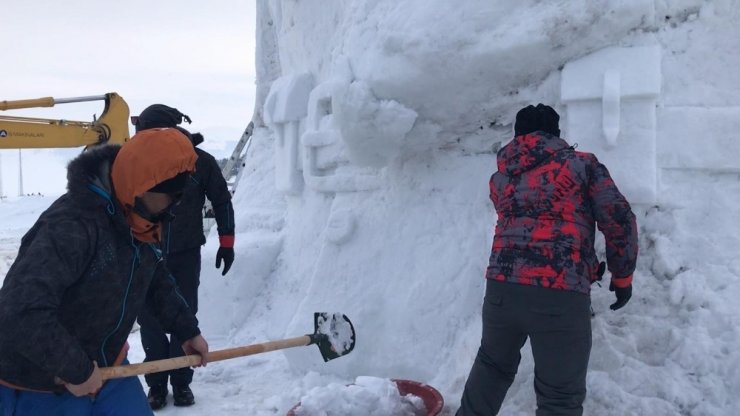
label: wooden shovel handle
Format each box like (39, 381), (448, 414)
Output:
(100, 335), (311, 380)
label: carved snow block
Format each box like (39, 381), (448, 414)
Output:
(561, 45), (661, 204)
(263, 73), (314, 194)
(334, 81), (417, 168)
(301, 80), (381, 193)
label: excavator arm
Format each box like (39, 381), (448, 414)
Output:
(0, 92), (130, 149)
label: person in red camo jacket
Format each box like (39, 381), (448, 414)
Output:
(457, 104), (638, 416)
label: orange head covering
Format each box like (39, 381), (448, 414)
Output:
(111, 128), (197, 243)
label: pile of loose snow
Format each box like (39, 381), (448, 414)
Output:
(293, 376), (426, 416)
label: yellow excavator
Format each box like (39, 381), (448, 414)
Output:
(0, 93), (130, 149)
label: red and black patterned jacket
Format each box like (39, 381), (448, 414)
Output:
(486, 131), (638, 294)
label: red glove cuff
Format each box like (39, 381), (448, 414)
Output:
(611, 274), (633, 288)
(219, 235), (235, 248)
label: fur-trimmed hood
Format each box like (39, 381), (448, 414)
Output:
(66, 144), (121, 211)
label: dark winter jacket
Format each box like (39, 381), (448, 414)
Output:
(163, 147), (234, 254)
(0, 145), (200, 391)
(486, 132), (638, 294)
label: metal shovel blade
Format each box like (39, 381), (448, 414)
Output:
(308, 312), (356, 362)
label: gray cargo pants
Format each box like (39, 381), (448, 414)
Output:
(457, 279), (592, 416)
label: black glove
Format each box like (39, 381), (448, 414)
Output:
(609, 280), (632, 310)
(592, 261), (606, 285)
(215, 247), (234, 276)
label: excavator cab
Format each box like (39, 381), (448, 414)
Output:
(0, 93), (130, 149)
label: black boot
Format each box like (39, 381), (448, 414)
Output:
(147, 385), (168, 410)
(173, 385), (195, 407)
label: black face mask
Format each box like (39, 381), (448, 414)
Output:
(132, 192), (183, 224)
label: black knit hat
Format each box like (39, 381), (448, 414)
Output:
(514, 104), (560, 137)
(134, 104), (192, 132)
(148, 171), (189, 194)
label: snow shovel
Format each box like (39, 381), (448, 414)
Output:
(100, 312), (355, 380)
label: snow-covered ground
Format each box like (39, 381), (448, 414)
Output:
(2, 0), (740, 415)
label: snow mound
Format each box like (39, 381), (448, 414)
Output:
(293, 376), (426, 416)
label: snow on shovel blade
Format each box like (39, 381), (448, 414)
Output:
(308, 312), (356, 362)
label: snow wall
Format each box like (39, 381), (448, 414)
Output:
(200, 1), (740, 414)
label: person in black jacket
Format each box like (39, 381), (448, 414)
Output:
(0, 128), (209, 416)
(132, 104), (235, 409)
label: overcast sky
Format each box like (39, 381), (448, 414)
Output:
(0, 1), (257, 196)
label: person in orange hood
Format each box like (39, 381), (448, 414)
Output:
(111, 127), (198, 243)
(0, 128), (209, 416)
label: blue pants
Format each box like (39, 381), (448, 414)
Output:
(0, 376), (153, 416)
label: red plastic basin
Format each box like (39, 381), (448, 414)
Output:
(393, 379), (444, 415)
(287, 378), (444, 416)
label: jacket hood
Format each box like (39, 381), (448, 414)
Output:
(111, 128), (197, 209)
(497, 131), (571, 176)
(66, 144), (120, 206)
(110, 128), (197, 242)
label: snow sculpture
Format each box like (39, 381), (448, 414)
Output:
(301, 80), (382, 193)
(335, 81), (417, 168)
(263, 73), (314, 195)
(602, 69), (621, 148)
(561, 45), (661, 204)
(299, 80), (385, 245)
